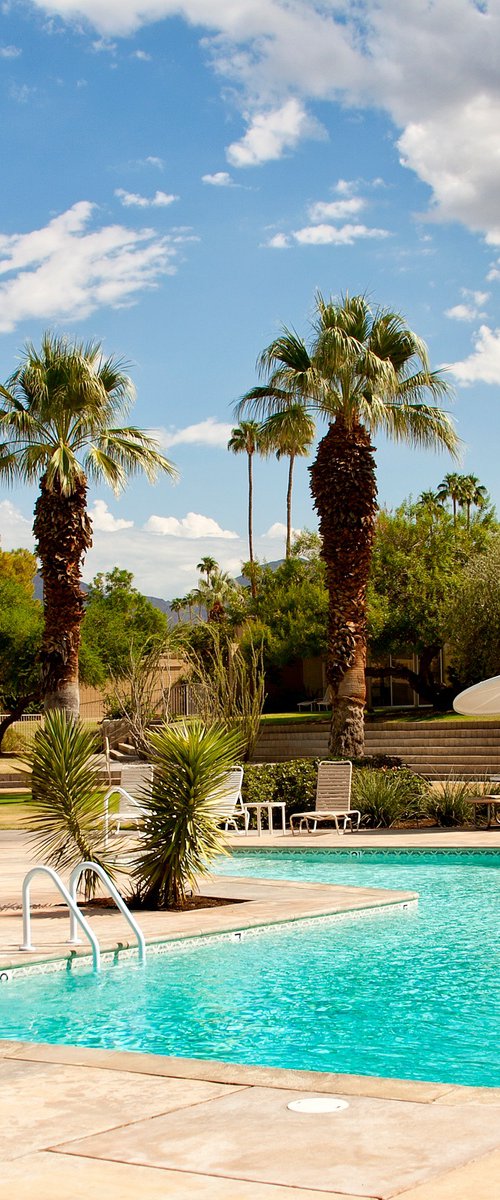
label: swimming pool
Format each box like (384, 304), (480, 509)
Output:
(0, 849), (498, 1087)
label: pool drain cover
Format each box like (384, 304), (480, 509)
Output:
(287, 1097), (349, 1114)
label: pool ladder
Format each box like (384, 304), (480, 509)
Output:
(20, 861), (146, 972)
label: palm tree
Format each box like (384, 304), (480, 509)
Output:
(261, 405), (315, 557)
(237, 293), (458, 757)
(196, 555), (219, 585)
(460, 474), (488, 529)
(416, 490), (443, 523)
(436, 472), (465, 527)
(228, 420), (265, 598)
(0, 333), (177, 716)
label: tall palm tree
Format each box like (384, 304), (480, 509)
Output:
(436, 472), (465, 527)
(196, 555), (219, 585)
(261, 405), (315, 557)
(237, 293), (458, 757)
(0, 333), (177, 716)
(228, 420), (265, 598)
(460, 474), (488, 529)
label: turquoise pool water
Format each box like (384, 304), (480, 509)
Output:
(0, 849), (499, 1087)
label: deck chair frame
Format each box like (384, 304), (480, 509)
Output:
(290, 760), (360, 835)
(103, 763), (154, 843)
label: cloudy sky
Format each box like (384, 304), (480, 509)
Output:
(1, 0), (500, 597)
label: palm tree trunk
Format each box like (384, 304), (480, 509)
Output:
(248, 451), (256, 599)
(309, 418), (377, 758)
(286, 455), (294, 558)
(33, 474), (92, 717)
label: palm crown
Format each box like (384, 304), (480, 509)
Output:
(0, 333), (177, 494)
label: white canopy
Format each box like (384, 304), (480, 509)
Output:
(453, 675), (500, 715)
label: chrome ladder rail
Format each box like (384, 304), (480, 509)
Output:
(69, 861), (146, 965)
(20, 865), (101, 971)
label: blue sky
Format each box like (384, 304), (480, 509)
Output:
(1, 0), (500, 598)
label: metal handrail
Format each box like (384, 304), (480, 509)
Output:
(20, 865), (101, 971)
(68, 861), (146, 965)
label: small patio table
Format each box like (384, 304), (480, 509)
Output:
(467, 777), (500, 828)
(243, 801), (287, 836)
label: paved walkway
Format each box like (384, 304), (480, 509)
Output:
(0, 827), (499, 1198)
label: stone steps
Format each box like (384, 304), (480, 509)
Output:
(252, 719), (500, 779)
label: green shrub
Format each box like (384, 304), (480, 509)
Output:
(242, 759), (318, 826)
(133, 719), (245, 908)
(424, 777), (475, 827)
(352, 767), (427, 828)
(24, 710), (117, 898)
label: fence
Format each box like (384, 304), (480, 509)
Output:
(0, 684), (198, 747)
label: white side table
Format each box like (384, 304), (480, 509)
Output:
(244, 801), (286, 835)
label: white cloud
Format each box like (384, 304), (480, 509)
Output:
(293, 222), (389, 246)
(0, 201), (180, 332)
(445, 304), (481, 322)
(144, 512), (238, 539)
(23, 1), (500, 240)
(156, 417), (233, 449)
(88, 499), (134, 532)
(0, 44), (21, 57)
(227, 99), (324, 168)
(132, 49), (151, 60)
(308, 196), (365, 222)
(144, 156), (164, 168)
(115, 188), (178, 207)
(0, 500), (34, 551)
(10, 83), (34, 103)
(92, 37), (116, 52)
(266, 233), (291, 249)
(447, 325), (500, 385)
(202, 171), (234, 187)
(262, 521), (299, 540)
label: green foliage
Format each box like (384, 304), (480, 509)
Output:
(80, 567), (168, 686)
(132, 719), (244, 908)
(242, 759), (318, 824)
(352, 767), (427, 828)
(187, 626), (265, 759)
(24, 711), (117, 897)
(367, 499), (495, 659)
(0, 576), (43, 736)
(447, 536), (500, 686)
(424, 778), (475, 827)
(245, 556), (328, 666)
(0, 547), (38, 594)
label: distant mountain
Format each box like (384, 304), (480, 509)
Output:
(34, 572), (172, 615)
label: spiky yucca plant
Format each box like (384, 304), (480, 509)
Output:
(25, 709), (117, 898)
(132, 719), (244, 909)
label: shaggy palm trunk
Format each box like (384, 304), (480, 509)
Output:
(310, 418), (377, 758)
(33, 475), (92, 717)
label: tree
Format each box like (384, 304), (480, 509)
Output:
(437, 472), (465, 527)
(228, 421), (265, 598)
(80, 567), (169, 686)
(261, 405), (315, 557)
(447, 536), (500, 687)
(196, 556), (218, 584)
(238, 293), (458, 756)
(0, 576), (43, 749)
(460, 474), (489, 529)
(0, 333), (177, 717)
(192, 565), (244, 624)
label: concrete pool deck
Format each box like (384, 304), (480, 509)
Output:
(0, 828), (499, 1198)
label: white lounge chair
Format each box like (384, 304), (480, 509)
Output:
(103, 762), (154, 843)
(290, 760), (360, 835)
(208, 766), (249, 832)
